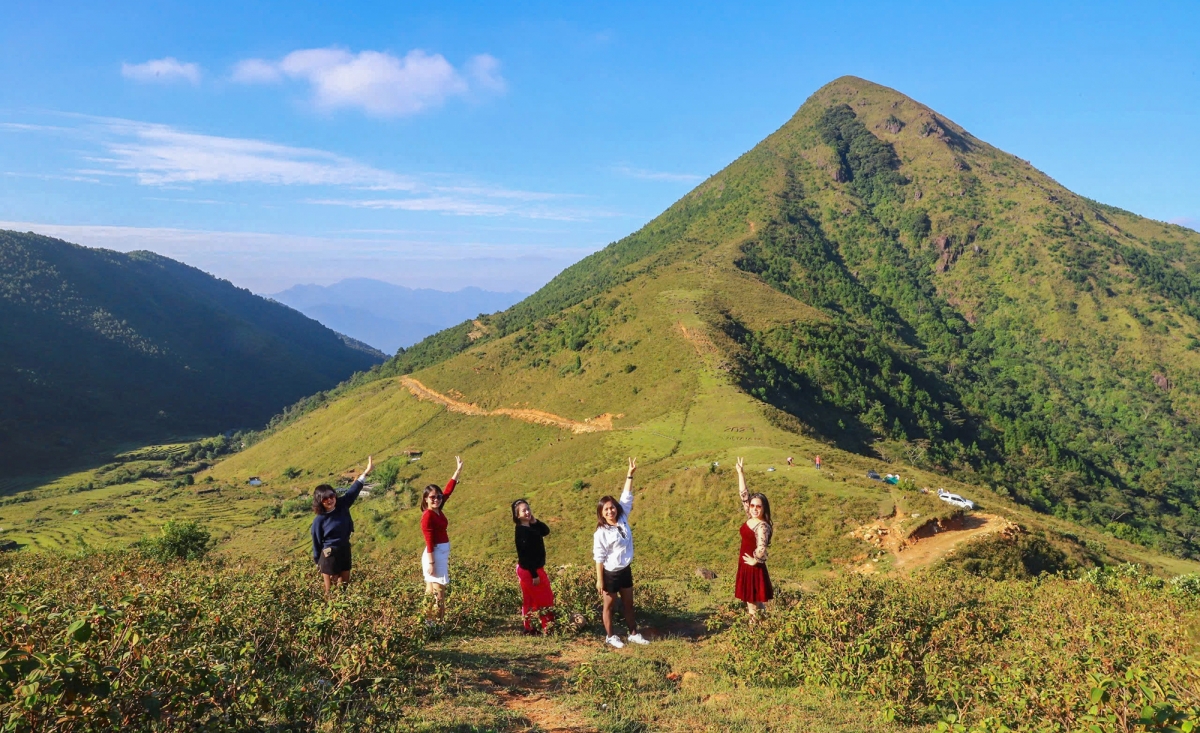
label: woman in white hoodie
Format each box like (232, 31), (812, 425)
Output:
(592, 457), (650, 649)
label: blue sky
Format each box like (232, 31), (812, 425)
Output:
(2, 1), (1197, 293)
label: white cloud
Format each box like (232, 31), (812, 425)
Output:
(2, 171), (102, 183)
(464, 54), (507, 95)
(92, 117), (415, 188)
(232, 47), (505, 116)
(4, 114), (605, 220)
(121, 57), (202, 85)
(230, 58), (282, 84)
(309, 196), (618, 222)
(612, 165), (705, 184)
(308, 197), (514, 217)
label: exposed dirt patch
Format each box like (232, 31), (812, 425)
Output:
(468, 319), (489, 341)
(483, 661), (597, 733)
(676, 322), (718, 358)
(893, 512), (1009, 570)
(399, 376), (619, 434)
(850, 498), (1013, 572)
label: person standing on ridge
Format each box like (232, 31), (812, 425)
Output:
(734, 457), (774, 620)
(593, 458), (650, 649)
(420, 456), (464, 625)
(512, 498), (555, 634)
(311, 455), (373, 595)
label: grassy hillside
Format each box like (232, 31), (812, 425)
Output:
(8, 77), (1200, 576)
(0, 231), (383, 471)
(175, 75), (1200, 565)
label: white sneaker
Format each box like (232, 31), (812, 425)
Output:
(605, 634), (625, 649)
(626, 632), (649, 645)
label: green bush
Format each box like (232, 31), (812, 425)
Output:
(723, 570), (1200, 727)
(1172, 573), (1200, 597)
(0, 552), (430, 730)
(134, 520), (215, 562)
(0, 553), (535, 730)
(549, 565), (678, 636)
(373, 456), (403, 491)
(944, 531), (1073, 579)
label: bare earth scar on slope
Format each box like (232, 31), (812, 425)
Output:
(851, 509), (1012, 573)
(399, 376), (621, 434)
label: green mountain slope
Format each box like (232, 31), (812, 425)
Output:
(0, 231), (383, 469)
(16, 75), (1199, 571)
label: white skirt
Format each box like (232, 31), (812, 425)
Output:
(422, 541), (450, 585)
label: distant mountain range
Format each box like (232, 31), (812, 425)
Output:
(269, 279), (526, 354)
(0, 231), (385, 469)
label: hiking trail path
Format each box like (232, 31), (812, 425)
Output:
(399, 376), (620, 434)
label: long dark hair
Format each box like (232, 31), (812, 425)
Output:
(312, 484), (336, 514)
(511, 499), (530, 524)
(595, 495), (624, 529)
(420, 484), (444, 512)
(749, 492), (773, 529)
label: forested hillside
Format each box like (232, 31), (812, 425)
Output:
(0, 231), (383, 470)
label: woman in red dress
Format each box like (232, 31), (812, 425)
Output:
(734, 457), (773, 619)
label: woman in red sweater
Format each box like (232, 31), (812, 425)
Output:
(420, 455), (463, 623)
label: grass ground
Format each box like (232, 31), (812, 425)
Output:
(414, 623), (917, 733)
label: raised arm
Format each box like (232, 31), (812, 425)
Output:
(618, 457), (636, 515)
(736, 457), (750, 516)
(442, 455), (464, 502)
(342, 455), (374, 509)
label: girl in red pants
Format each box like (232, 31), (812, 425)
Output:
(512, 499), (555, 634)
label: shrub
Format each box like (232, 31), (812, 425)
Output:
(134, 520), (215, 562)
(1172, 573), (1200, 597)
(0, 552), (429, 730)
(723, 570), (1200, 727)
(944, 531), (1073, 579)
(281, 466), (302, 480)
(0, 554), (544, 730)
(373, 456), (403, 491)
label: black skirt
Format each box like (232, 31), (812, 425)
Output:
(317, 544), (352, 575)
(602, 565), (633, 593)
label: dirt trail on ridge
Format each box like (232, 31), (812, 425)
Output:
(398, 376), (620, 434)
